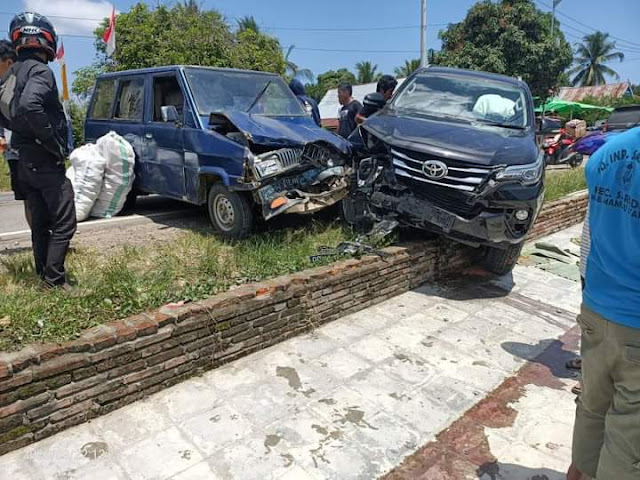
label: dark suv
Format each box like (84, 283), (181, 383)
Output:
(85, 66), (351, 238)
(344, 67), (544, 274)
(604, 105), (640, 132)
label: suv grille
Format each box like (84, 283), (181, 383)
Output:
(390, 147), (494, 218)
(391, 148), (493, 193)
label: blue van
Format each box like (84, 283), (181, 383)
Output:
(85, 66), (351, 238)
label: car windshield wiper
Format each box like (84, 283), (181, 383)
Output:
(475, 120), (526, 130)
(246, 81), (272, 113)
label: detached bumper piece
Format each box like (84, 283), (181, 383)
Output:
(369, 191), (534, 248)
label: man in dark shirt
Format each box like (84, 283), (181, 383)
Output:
(8, 12), (76, 289)
(289, 79), (321, 126)
(337, 82), (362, 138)
(357, 75), (398, 123)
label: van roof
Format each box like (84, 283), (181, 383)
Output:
(96, 65), (282, 79)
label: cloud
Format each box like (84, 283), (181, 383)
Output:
(22, 0), (113, 36)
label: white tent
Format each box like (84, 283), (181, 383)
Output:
(318, 78), (406, 121)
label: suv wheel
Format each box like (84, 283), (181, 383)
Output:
(481, 243), (524, 275)
(207, 184), (254, 239)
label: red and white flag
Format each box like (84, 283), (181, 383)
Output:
(102, 6), (116, 57)
(56, 41), (65, 61)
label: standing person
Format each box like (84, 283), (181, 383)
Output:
(356, 74), (398, 124)
(567, 126), (640, 480)
(0, 39), (31, 227)
(337, 82), (361, 138)
(8, 12), (76, 289)
(289, 79), (321, 127)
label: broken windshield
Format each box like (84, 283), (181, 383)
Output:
(392, 73), (530, 129)
(185, 68), (305, 116)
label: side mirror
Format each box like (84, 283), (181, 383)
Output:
(161, 105), (180, 124)
(362, 92), (386, 115)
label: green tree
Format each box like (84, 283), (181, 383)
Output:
(436, 0), (572, 97)
(284, 45), (314, 83)
(355, 61), (381, 84)
(92, 3), (285, 74)
(394, 59), (421, 77)
(71, 64), (106, 101)
(232, 29), (286, 74)
(569, 31), (624, 86)
(69, 101), (87, 147)
(236, 15), (260, 33)
(305, 68), (357, 102)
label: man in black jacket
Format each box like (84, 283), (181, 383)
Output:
(8, 12), (76, 289)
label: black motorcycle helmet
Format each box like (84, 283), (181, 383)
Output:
(9, 12), (58, 62)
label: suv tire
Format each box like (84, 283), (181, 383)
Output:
(482, 243), (524, 275)
(207, 184), (254, 239)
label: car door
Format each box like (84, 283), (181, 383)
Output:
(110, 75), (148, 190)
(143, 72), (187, 200)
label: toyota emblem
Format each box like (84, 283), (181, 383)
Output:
(422, 160), (448, 179)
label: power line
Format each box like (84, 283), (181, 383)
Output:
(0, 10), (447, 33)
(534, 0), (640, 50)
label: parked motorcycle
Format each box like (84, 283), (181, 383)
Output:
(542, 129), (583, 168)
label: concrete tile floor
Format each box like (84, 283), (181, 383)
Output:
(0, 224), (585, 480)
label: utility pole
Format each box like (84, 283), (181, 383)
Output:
(420, 0), (428, 67)
(551, 0), (563, 39)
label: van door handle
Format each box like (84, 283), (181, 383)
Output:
(145, 133), (153, 139)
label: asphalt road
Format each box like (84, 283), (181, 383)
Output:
(0, 192), (199, 236)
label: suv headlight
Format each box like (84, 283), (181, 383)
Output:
(495, 152), (544, 185)
(254, 155), (282, 178)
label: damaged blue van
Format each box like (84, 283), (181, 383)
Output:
(85, 66), (351, 238)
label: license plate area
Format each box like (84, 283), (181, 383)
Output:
(423, 205), (456, 231)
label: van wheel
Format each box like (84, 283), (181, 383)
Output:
(481, 243), (524, 275)
(207, 184), (254, 239)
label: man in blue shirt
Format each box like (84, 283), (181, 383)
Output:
(568, 127), (640, 480)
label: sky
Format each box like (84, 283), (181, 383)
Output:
(1, 0), (640, 96)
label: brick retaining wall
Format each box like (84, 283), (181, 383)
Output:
(528, 190), (588, 241)
(0, 190), (589, 455)
(0, 240), (472, 455)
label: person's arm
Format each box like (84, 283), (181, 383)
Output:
(14, 67), (64, 159)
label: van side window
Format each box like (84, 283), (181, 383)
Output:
(114, 78), (145, 121)
(89, 79), (115, 119)
(153, 76), (185, 122)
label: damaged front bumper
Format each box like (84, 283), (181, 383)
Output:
(369, 187), (543, 248)
(244, 143), (351, 221)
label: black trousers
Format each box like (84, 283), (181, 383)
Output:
(17, 153), (76, 286)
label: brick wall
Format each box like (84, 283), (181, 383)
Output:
(0, 240), (471, 455)
(528, 190), (588, 241)
(0, 190), (590, 455)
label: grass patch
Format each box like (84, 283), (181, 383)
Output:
(0, 156), (10, 192)
(0, 221), (355, 350)
(544, 168), (587, 203)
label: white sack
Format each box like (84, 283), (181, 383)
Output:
(90, 131), (136, 218)
(67, 143), (107, 222)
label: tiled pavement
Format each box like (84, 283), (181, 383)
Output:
(0, 225), (584, 480)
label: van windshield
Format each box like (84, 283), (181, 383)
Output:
(185, 68), (305, 116)
(392, 73), (530, 129)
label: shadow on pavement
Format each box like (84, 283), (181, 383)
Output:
(477, 461), (565, 480)
(417, 275), (514, 302)
(502, 339), (579, 380)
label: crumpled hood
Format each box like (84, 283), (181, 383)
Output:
(363, 112), (538, 166)
(207, 111), (350, 154)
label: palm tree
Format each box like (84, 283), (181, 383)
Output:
(284, 45), (314, 83)
(569, 31), (624, 86)
(355, 61), (381, 84)
(237, 16), (260, 33)
(394, 59), (421, 78)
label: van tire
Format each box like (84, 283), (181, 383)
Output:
(207, 184), (254, 239)
(482, 243), (524, 275)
